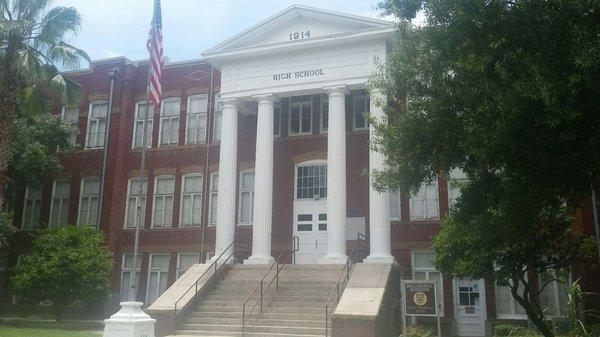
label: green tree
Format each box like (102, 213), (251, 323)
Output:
(0, 0), (89, 207)
(11, 226), (113, 321)
(374, 1), (599, 336)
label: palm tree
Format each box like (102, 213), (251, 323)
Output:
(0, 0), (89, 206)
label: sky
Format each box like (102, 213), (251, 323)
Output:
(54, 0), (390, 67)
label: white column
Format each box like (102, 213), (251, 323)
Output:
(245, 95), (275, 264)
(365, 88), (395, 264)
(320, 86), (348, 264)
(213, 98), (238, 261)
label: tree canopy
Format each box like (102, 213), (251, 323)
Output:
(374, 1), (599, 336)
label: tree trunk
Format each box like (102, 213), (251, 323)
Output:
(511, 287), (555, 337)
(0, 42), (18, 208)
(0, 116), (10, 208)
(53, 303), (65, 322)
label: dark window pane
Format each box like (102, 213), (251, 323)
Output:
(319, 223), (327, 231)
(298, 224), (312, 231)
(298, 214), (312, 221)
(319, 214), (327, 221)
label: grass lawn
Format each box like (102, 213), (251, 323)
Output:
(0, 326), (100, 337)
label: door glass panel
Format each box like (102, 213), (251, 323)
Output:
(459, 293), (470, 306)
(319, 223), (327, 231)
(298, 214), (312, 221)
(319, 213), (327, 221)
(298, 224), (312, 231)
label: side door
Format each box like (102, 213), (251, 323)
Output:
(454, 278), (486, 336)
(293, 203), (317, 264)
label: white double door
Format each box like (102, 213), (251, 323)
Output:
(293, 200), (327, 264)
(454, 278), (487, 337)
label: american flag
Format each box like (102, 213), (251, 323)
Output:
(146, 0), (164, 106)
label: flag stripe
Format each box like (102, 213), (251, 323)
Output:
(147, 0), (164, 107)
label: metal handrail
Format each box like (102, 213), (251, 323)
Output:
(173, 240), (238, 314)
(242, 236), (299, 336)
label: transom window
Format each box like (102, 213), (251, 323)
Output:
(62, 106), (79, 146)
(289, 96), (312, 135)
(124, 178), (147, 229)
(159, 98), (181, 146)
(448, 168), (467, 210)
(409, 180), (439, 220)
(186, 94), (208, 144)
(177, 253), (199, 279)
(352, 91), (369, 130)
(152, 175), (175, 228)
(22, 186), (42, 229)
(133, 101), (154, 149)
(412, 251), (444, 316)
(238, 170), (255, 225)
(180, 173), (203, 227)
(209, 172), (219, 226)
(78, 177), (100, 227)
(120, 254), (141, 301)
(296, 164), (327, 199)
(146, 254), (169, 304)
(50, 180), (70, 227)
(86, 101), (108, 149)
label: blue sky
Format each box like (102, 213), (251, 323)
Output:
(54, 0), (388, 66)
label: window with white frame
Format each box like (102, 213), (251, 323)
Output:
(176, 253), (199, 279)
(180, 173), (202, 227)
(273, 102), (281, 136)
(124, 177), (147, 229)
(209, 172), (219, 226)
(132, 101), (153, 149)
(320, 95), (328, 133)
(448, 168), (467, 210)
(146, 253), (170, 304)
(389, 189), (401, 220)
(352, 91), (369, 130)
(152, 175), (175, 228)
(61, 106), (79, 146)
(22, 186), (42, 229)
(159, 98), (181, 146)
(238, 170), (255, 225)
(412, 251), (444, 316)
(296, 163), (327, 199)
(289, 96), (312, 135)
(49, 180), (70, 227)
(539, 270), (569, 317)
(495, 277), (528, 319)
(85, 101), (108, 149)
(186, 94), (208, 145)
(409, 180), (439, 220)
(212, 94), (222, 142)
(120, 254), (141, 301)
(78, 177), (100, 227)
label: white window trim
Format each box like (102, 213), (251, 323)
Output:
(179, 173), (203, 228)
(77, 177), (100, 228)
(389, 189), (401, 221)
(320, 95), (328, 133)
(49, 180), (70, 227)
(21, 186), (42, 229)
(212, 93), (222, 143)
(409, 180), (440, 220)
(176, 252), (199, 279)
(85, 100), (108, 149)
(158, 97), (181, 147)
(152, 175), (175, 228)
(145, 253), (170, 304)
(495, 279), (529, 320)
(60, 105), (79, 148)
(411, 250), (445, 317)
(288, 98), (313, 136)
(120, 253), (141, 301)
(448, 168), (467, 210)
(352, 92), (369, 131)
(294, 160), (328, 201)
(132, 101), (154, 149)
(185, 94), (208, 145)
(208, 171), (219, 227)
(238, 169), (255, 225)
(124, 177), (147, 229)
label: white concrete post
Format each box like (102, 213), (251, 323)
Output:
(320, 86), (348, 264)
(213, 98), (238, 261)
(365, 88), (395, 264)
(245, 95), (275, 264)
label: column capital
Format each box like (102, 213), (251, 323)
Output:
(323, 85), (349, 96)
(252, 93), (277, 104)
(221, 97), (239, 108)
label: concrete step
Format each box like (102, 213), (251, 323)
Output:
(206, 294), (328, 302)
(178, 323), (325, 335)
(186, 317), (325, 328)
(171, 332), (324, 337)
(188, 311), (324, 320)
(200, 300), (327, 308)
(194, 306), (324, 314)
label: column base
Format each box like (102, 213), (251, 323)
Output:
(102, 301), (155, 337)
(364, 254), (396, 264)
(244, 254), (275, 265)
(319, 254), (348, 264)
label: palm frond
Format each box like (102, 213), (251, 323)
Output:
(0, 0), (12, 20)
(36, 6), (81, 44)
(47, 41), (89, 70)
(47, 69), (83, 105)
(15, 47), (43, 80)
(13, 0), (51, 21)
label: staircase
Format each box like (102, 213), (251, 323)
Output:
(170, 264), (345, 337)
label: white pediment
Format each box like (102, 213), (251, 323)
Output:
(204, 5), (393, 55)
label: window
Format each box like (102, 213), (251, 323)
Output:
(448, 168), (467, 209)
(412, 251), (444, 316)
(78, 177), (100, 227)
(296, 164), (327, 199)
(120, 254), (141, 301)
(85, 101), (108, 149)
(389, 189), (401, 220)
(208, 172), (219, 226)
(146, 254), (169, 304)
(49, 180), (70, 227)
(289, 96), (312, 135)
(180, 173), (203, 227)
(539, 270), (569, 317)
(177, 253), (199, 279)
(238, 170), (255, 225)
(352, 92), (369, 130)
(152, 175), (175, 228)
(22, 186), (42, 229)
(124, 178), (147, 229)
(495, 277), (527, 319)
(159, 98), (181, 146)
(409, 180), (439, 220)
(132, 101), (154, 149)
(213, 94), (222, 142)
(61, 106), (79, 146)
(320, 95), (328, 133)
(186, 94), (208, 144)
(273, 102), (281, 136)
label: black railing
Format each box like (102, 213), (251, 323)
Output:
(242, 236), (299, 336)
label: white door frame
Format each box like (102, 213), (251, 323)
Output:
(452, 278), (487, 337)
